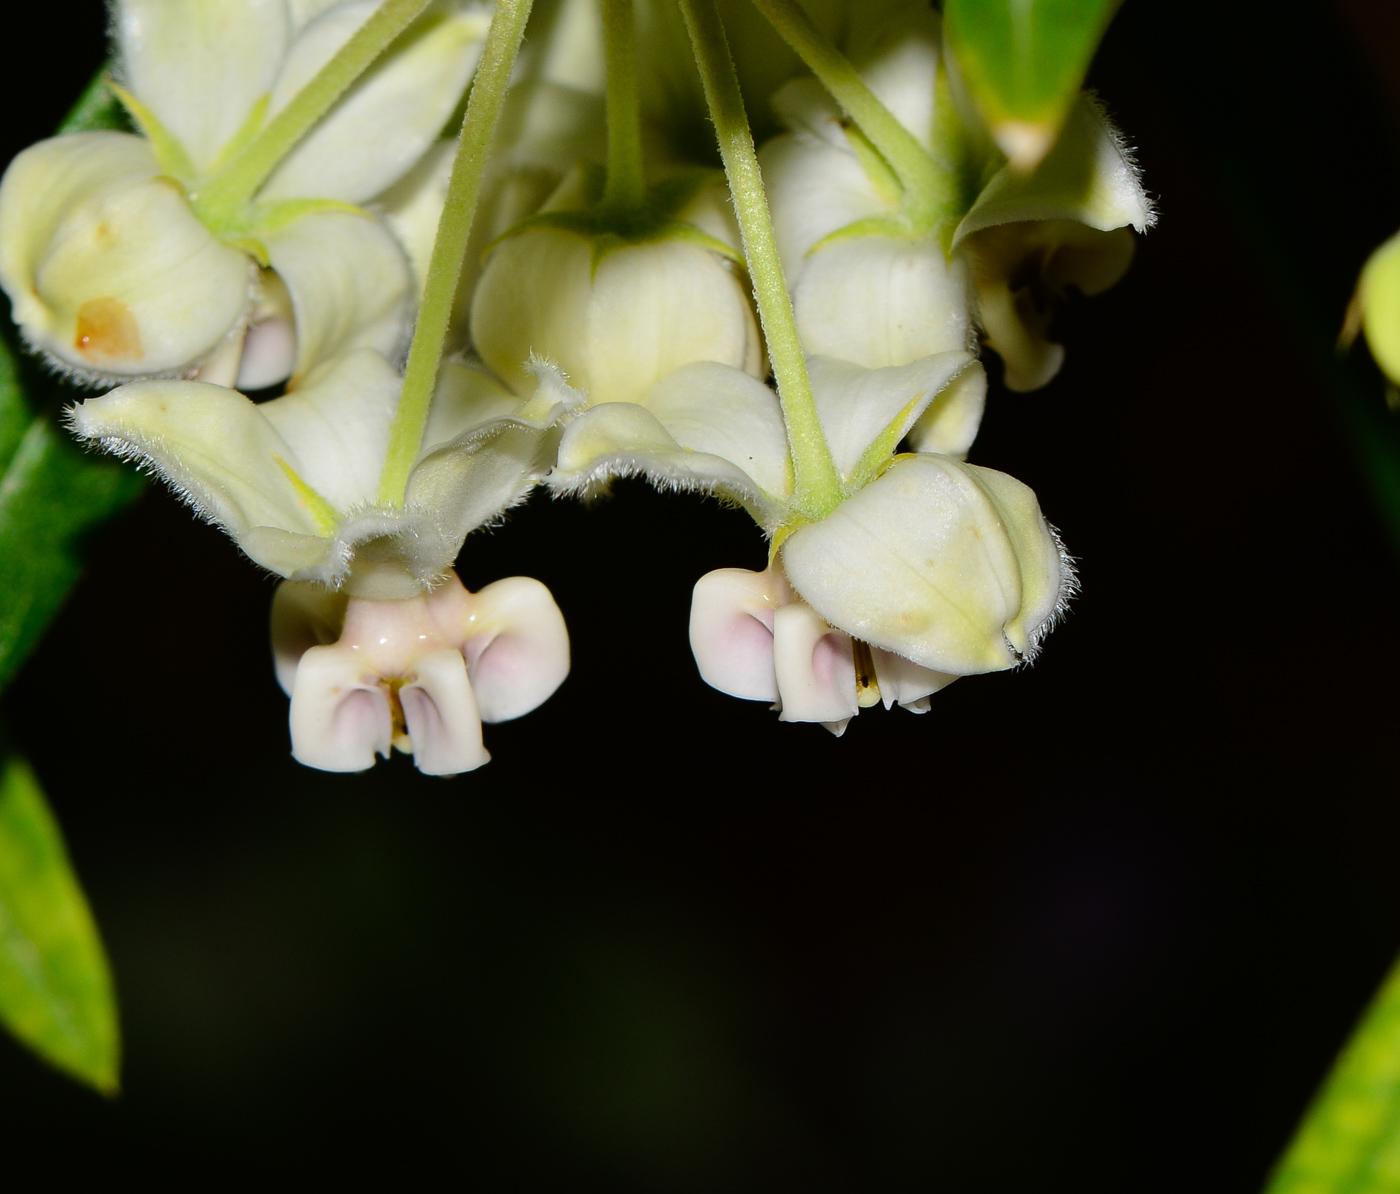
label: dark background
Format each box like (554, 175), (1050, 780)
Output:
(2, 0), (1398, 1187)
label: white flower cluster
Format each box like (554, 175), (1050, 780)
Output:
(0, 0), (1152, 770)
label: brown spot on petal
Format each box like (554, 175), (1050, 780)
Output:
(74, 297), (142, 363)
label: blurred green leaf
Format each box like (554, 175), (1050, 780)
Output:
(943, 0), (1121, 171)
(1358, 230), (1400, 387)
(1265, 952), (1400, 1193)
(0, 752), (119, 1094)
(0, 346), (143, 689)
(57, 66), (128, 136)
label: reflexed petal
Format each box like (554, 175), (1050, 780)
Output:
(407, 423), (548, 555)
(471, 229), (762, 404)
(0, 133), (249, 378)
(288, 644), (394, 771)
(550, 402), (789, 529)
(264, 209), (412, 383)
(906, 360), (986, 459)
(400, 648), (490, 775)
(270, 579), (347, 695)
(792, 236), (972, 369)
(807, 352), (972, 482)
(68, 379), (325, 548)
(260, 349), (401, 512)
(782, 455), (1061, 674)
(262, 1), (491, 203)
(641, 362), (792, 499)
(953, 97), (1154, 245)
(870, 647), (957, 712)
(459, 577), (570, 723)
(117, 0), (290, 176)
(760, 131), (886, 281)
(688, 567), (787, 703)
(963, 465), (1068, 658)
(773, 602), (857, 728)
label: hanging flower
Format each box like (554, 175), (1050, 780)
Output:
(689, 564), (956, 736)
(271, 569), (568, 774)
(0, 0), (493, 386)
(69, 349), (579, 771)
(548, 347), (1071, 726)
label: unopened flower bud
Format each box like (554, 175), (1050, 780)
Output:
(470, 217), (762, 404)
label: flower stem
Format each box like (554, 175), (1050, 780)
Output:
(678, 0), (844, 519)
(600, 0), (647, 215)
(193, 0), (433, 230)
(748, 0), (952, 229)
(377, 0), (536, 507)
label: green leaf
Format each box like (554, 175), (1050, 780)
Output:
(942, 0), (1121, 172)
(56, 67), (129, 136)
(0, 752), (119, 1095)
(1265, 951), (1400, 1193)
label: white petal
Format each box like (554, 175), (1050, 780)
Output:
(420, 360), (521, 453)
(458, 577), (570, 723)
(640, 362), (792, 499)
(69, 379), (325, 549)
(263, 209), (412, 384)
(270, 579), (347, 694)
(117, 0), (290, 176)
(550, 402), (789, 530)
(792, 236), (972, 369)
(773, 602), (858, 725)
(260, 348), (401, 511)
(782, 455), (1058, 675)
(870, 647), (957, 711)
(845, 8), (940, 149)
(953, 96), (1154, 246)
(0, 133), (250, 379)
(906, 360), (986, 459)
(400, 648), (490, 775)
(688, 567), (788, 703)
(289, 643), (393, 771)
(471, 228), (762, 405)
(963, 465), (1067, 658)
(807, 352), (972, 482)
(261, 1), (491, 203)
(378, 139), (455, 297)
(760, 130), (886, 283)
(407, 424), (548, 558)
(288, 0), (341, 31)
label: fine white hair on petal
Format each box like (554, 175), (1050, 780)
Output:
(1017, 523), (1080, 668)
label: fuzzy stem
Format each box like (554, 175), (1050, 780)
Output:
(377, 0), (535, 507)
(749, 0), (952, 227)
(600, 0), (647, 214)
(679, 0), (844, 519)
(194, 0), (433, 229)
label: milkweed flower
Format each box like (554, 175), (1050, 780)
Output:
(549, 347), (1071, 728)
(70, 350), (579, 771)
(0, 0), (492, 386)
